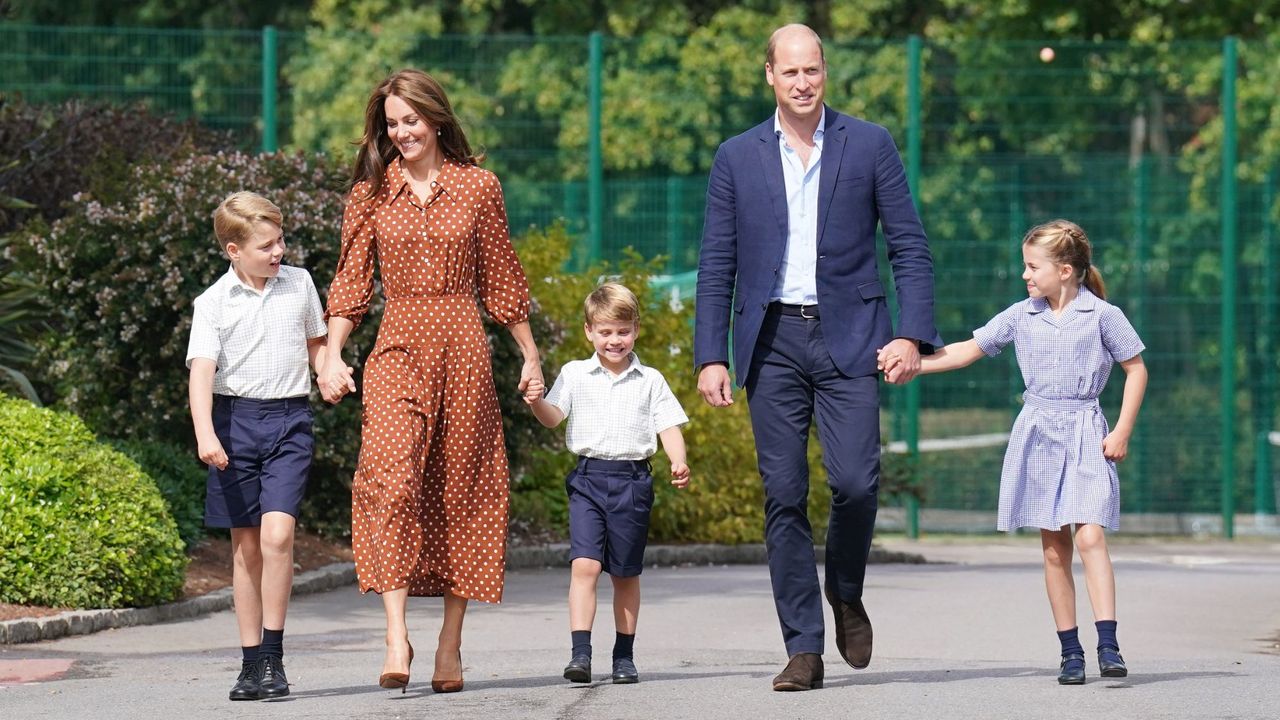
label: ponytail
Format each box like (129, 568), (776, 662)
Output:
(1083, 265), (1106, 300)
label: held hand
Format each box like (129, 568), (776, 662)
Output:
(518, 357), (544, 400)
(697, 363), (734, 407)
(1102, 430), (1131, 462)
(523, 376), (545, 405)
(319, 363), (357, 404)
(880, 338), (921, 385)
(197, 434), (229, 471)
(670, 462), (690, 489)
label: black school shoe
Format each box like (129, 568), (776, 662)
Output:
(1097, 647), (1128, 678)
(229, 660), (262, 701)
(258, 654), (290, 698)
(611, 657), (639, 684)
(563, 654), (592, 683)
(1057, 652), (1086, 685)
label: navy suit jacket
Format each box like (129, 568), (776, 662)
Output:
(694, 106), (943, 386)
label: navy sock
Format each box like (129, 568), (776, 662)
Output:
(242, 645), (260, 664)
(571, 630), (592, 658)
(1095, 620), (1119, 651)
(612, 632), (635, 661)
(261, 628), (284, 658)
(1056, 627), (1084, 657)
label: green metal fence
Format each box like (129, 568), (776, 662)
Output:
(2, 25), (1276, 536)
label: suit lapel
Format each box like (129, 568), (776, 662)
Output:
(755, 121), (789, 245)
(816, 107), (846, 252)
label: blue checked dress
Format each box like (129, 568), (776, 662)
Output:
(972, 287), (1145, 531)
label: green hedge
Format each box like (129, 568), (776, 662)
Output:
(0, 395), (187, 608)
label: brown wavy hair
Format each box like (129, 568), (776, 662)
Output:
(1021, 219), (1107, 299)
(349, 68), (483, 202)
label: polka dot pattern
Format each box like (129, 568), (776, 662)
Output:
(326, 158), (531, 603)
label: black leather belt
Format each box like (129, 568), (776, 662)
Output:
(772, 302), (820, 319)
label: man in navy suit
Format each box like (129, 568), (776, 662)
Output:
(694, 24), (941, 691)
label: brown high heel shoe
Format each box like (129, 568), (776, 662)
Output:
(431, 650), (464, 693)
(378, 643), (414, 692)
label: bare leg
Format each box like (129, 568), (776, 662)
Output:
(433, 591), (468, 682)
(569, 558), (603, 632)
(258, 511), (295, 631)
(230, 527), (264, 647)
(1040, 526), (1078, 631)
(381, 587), (411, 677)
(1074, 523), (1117, 621)
(610, 575), (640, 635)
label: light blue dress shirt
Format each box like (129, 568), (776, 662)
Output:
(771, 111), (825, 304)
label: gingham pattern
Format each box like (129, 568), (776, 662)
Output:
(972, 287), (1145, 530)
(187, 264), (326, 399)
(546, 352), (689, 461)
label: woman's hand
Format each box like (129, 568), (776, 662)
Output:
(518, 357), (543, 402)
(318, 363), (357, 404)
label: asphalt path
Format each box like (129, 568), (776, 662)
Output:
(2, 537), (1277, 719)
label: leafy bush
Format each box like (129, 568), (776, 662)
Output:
(0, 395), (187, 608)
(110, 439), (207, 551)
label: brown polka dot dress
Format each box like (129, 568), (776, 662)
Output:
(326, 157), (530, 603)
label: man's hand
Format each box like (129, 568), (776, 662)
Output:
(879, 338), (921, 385)
(697, 363), (734, 407)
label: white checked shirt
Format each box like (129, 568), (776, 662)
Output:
(545, 352), (689, 461)
(771, 110), (825, 304)
(186, 265), (327, 399)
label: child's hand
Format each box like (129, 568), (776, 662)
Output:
(1102, 429), (1131, 462)
(197, 433), (229, 471)
(876, 346), (903, 380)
(522, 377), (544, 405)
(670, 462), (690, 489)
(319, 364), (357, 404)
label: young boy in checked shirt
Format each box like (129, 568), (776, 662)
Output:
(187, 192), (353, 701)
(524, 282), (691, 685)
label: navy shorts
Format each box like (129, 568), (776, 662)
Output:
(566, 456), (655, 577)
(205, 395), (314, 528)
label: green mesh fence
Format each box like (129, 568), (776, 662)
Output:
(2, 26), (1276, 534)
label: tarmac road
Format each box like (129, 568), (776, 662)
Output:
(2, 537), (1277, 720)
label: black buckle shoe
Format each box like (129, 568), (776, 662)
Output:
(258, 654), (290, 698)
(1058, 652), (1086, 685)
(1097, 647), (1128, 678)
(611, 657), (639, 684)
(563, 654), (592, 683)
(229, 660), (262, 701)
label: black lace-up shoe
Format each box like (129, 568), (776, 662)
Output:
(611, 657), (639, 684)
(257, 654), (290, 698)
(229, 660), (262, 701)
(563, 654), (592, 683)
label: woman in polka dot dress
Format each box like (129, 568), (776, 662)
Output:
(318, 69), (544, 694)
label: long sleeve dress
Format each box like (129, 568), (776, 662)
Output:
(326, 157), (530, 602)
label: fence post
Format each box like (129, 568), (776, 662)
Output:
(904, 35), (923, 539)
(1131, 155), (1149, 513)
(261, 26), (278, 153)
(1257, 169), (1277, 516)
(666, 177), (681, 274)
(587, 32), (604, 266)
(1220, 36), (1238, 538)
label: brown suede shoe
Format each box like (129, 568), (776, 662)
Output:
(825, 581), (873, 669)
(771, 652), (823, 691)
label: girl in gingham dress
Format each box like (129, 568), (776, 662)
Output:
(880, 220), (1148, 686)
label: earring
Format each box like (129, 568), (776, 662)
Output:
(437, 128), (442, 136)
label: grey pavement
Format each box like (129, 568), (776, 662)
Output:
(2, 537), (1278, 719)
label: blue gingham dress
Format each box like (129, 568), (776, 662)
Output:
(972, 288), (1145, 531)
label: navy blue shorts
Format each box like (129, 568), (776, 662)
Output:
(205, 395), (314, 528)
(566, 456), (654, 577)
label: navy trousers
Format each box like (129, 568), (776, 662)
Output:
(745, 306), (880, 656)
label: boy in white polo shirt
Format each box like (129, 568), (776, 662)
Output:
(187, 191), (352, 701)
(525, 282), (691, 685)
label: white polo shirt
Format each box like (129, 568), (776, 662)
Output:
(186, 264), (327, 399)
(545, 352), (689, 461)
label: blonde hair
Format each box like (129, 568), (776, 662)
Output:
(584, 283), (640, 326)
(212, 191), (282, 250)
(1022, 219), (1107, 299)
(351, 68), (482, 203)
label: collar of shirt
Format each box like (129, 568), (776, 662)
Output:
(1026, 286), (1100, 315)
(586, 351), (644, 381)
(773, 109), (826, 150)
(386, 156), (460, 205)
(222, 264), (278, 297)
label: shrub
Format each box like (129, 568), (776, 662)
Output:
(0, 395), (187, 608)
(110, 439), (207, 551)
